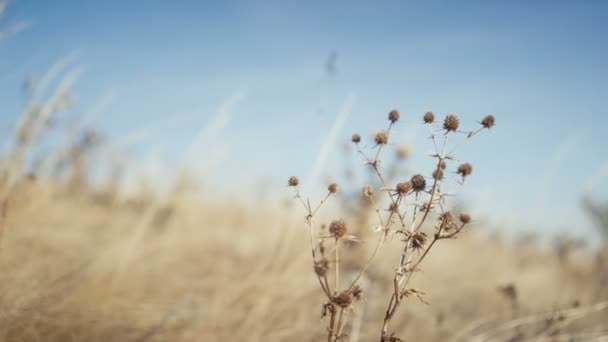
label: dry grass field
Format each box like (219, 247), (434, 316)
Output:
(0, 100), (606, 341)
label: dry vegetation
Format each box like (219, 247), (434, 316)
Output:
(0, 70), (607, 342)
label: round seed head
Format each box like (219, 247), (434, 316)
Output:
(439, 211), (455, 230)
(443, 114), (460, 132)
(375, 130), (389, 145)
(314, 258), (330, 277)
(423, 111), (435, 124)
(332, 291), (353, 308)
(459, 213), (472, 224)
(411, 231), (428, 250)
(439, 159), (447, 170)
(432, 168), (444, 180)
(351, 284), (364, 301)
(288, 176), (299, 187)
(457, 162), (473, 178)
(389, 202), (399, 213)
(362, 184), (374, 197)
(396, 181), (412, 195)
(410, 174), (426, 192)
(328, 183), (338, 194)
(388, 109), (400, 123)
(351, 133), (361, 143)
(329, 219), (347, 239)
(481, 115), (496, 129)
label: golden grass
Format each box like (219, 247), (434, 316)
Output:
(0, 178), (605, 341)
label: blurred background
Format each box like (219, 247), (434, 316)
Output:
(1, 1), (608, 341)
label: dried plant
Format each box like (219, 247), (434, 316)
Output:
(289, 110), (496, 341)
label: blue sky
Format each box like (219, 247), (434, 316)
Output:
(1, 1), (607, 237)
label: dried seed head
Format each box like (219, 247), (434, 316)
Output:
(351, 284), (364, 301)
(389, 202), (399, 213)
(410, 174), (426, 192)
(440, 159), (447, 170)
(396, 181), (412, 195)
(481, 115), (496, 129)
(328, 183), (338, 194)
(396, 145), (411, 159)
(432, 169), (444, 180)
(443, 114), (460, 132)
(459, 212), (472, 224)
(375, 130), (389, 145)
(351, 133), (361, 143)
(329, 220), (347, 239)
(423, 111), (435, 124)
(411, 231), (428, 250)
(314, 258), (330, 277)
(388, 109), (400, 123)
(439, 211), (456, 231)
(288, 176), (299, 187)
(457, 162), (473, 178)
(332, 291), (353, 308)
(362, 184), (374, 197)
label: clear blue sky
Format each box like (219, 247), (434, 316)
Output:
(1, 1), (607, 237)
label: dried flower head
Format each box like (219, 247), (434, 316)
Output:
(329, 220), (347, 239)
(439, 211), (456, 231)
(410, 174), (426, 192)
(457, 162), (473, 178)
(351, 284), (364, 301)
(411, 231), (428, 250)
(396, 181), (412, 195)
(481, 115), (496, 129)
(351, 133), (361, 143)
(423, 111), (435, 124)
(362, 184), (374, 197)
(288, 176), (299, 187)
(332, 291), (353, 308)
(328, 183), (338, 194)
(432, 169), (444, 180)
(314, 258), (330, 277)
(388, 109), (400, 123)
(443, 114), (460, 132)
(388, 202), (399, 213)
(375, 130), (389, 145)
(459, 213), (472, 224)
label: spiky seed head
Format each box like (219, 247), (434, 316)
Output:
(328, 183), (338, 194)
(375, 130), (389, 145)
(351, 284), (364, 301)
(388, 109), (400, 123)
(439, 211), (456, 231)
(329, 220), (347, 239)
(288, 176), (299, 187)
(432, 169), (444, 180)
(396, 145), (411, 159)
(389, 202), (399, 213)
(332, 291), (353, 308)
(410, 174), (426, 192)
(362, 184), (374, 197)
(396, 181), (412, 195)
(314, 258), (330, 277)
(351, 133), (361, 143)
(411, 231), (428, 250)
(457, 162), (473, 178)
(481, 115), (496, 129)
(443, 114), (460, 132)
(459, 213), (472, 224)
(423, 111), (435, 124)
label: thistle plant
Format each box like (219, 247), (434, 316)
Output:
(289, 109), (495, 341)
